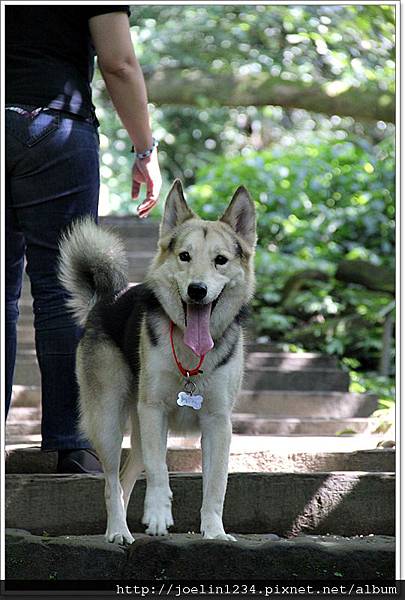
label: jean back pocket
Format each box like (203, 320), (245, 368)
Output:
(26, 110), (60, 148)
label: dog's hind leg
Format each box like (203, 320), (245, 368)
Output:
(77, 342), (134, 545)
(83, 396), (133, 544)
(120, 404), (144, 512)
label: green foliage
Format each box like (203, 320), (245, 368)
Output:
(347, 369), (395, 404)
(188, 138), (394, 260)
(94, 4), (395, 198)
(347, 370), (395, 432)
(186, 137), (394, 372)
(92, 4), (395, 394)
(130, 4), (394, 91)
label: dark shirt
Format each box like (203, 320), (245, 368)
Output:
(6, 6), (130, 121)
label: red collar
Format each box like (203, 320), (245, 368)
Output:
(169, 320), (205, 377)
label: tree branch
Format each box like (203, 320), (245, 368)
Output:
(336, 260), (395, 294)
(144, 68), (394, 123)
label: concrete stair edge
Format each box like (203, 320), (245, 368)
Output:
(7, 406), (382, 433)
(5, 446), (395, 474)
(5, 472), (395, 537)
(5, 529), (395, 581)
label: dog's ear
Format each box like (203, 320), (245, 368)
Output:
(161, 180), (195, 237)
(220, 186), (256, 248)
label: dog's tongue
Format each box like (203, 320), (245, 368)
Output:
(184, 303), (214, 356)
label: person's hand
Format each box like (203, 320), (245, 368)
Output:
(132, 148), (162, 218)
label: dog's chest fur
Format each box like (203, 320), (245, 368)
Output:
(89, 282), (244, 425)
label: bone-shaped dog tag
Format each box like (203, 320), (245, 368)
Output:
(177, 391), (203, 410)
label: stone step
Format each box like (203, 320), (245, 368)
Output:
(247, 343), (296, 353)
(15, 349), (37, 359)
(11, 342), (311, 355)
(13, 360), (350, 391)
(6, 434), (391, 456)
(15, 326), (35, 345)
(6, 420), (41, 438)
(244, 367), (349, 392)
(13, 326), (340, 366)
(14, 347), (310, 361)
(16, 263), (153, 292)
(236, 390), (379, 418)
(15, 313), (34, 325)
(103, 239), (158, 255)
(7, 405), (382, 443)
(100, 216), (160, 236)
(5, 529), (395, 581)
(6, 418), (382, 450)
(13, 360), (40, 387)
(100, 215), (160, 230)
(13, 334), (304, 363)
(246, 351), (339, 369)
(127, 250), (156, 260)
(9, 385), (379, 418)
(7, 406), (41, 422)
(232, 414), (380, 435)
(6, 407), (378, 444)
(10, 385), (40, 407)
(5, 446), (395, 475)
(6, 472), (395, 537)
(17, 270), (152, 331)
(12, 343), (36, 355)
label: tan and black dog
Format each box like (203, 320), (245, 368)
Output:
(59, 180), (256, 544)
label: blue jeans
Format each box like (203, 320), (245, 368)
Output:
(6, 105), (100, 450)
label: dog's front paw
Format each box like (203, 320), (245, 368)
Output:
(202, 531), (237, 542)
(201, 515), (236, 542)
(105, 525), (134, 545)
(143, 487), (173, 536)
(142, 504), (174, 536)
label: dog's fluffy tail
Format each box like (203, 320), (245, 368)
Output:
(58, 217), (128, 326)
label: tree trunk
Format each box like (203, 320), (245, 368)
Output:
(379, 310), (395, 376)
(144, 69), (395, 123)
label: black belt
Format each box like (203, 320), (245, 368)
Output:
(5, 105), (98, 125)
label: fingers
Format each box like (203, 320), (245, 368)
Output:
(131, 151), (162, 218)
(132, 179), (141, 200)
(132, 168), (155, 217)
(137, 198), (157, 219)
(136, 174), (158, 218)
(136, 160), (155, 192)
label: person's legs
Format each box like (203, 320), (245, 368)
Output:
(19, 197), (97, 450)
(5, 206), (25, 416)
(6, 108), (100, 452)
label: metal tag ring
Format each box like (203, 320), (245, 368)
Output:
(184, 380), (196, 395)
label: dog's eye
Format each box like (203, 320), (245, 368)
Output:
(179, 252), (191, 262)
(215, 255), (228, 266)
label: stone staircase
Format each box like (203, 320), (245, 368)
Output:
(5, 217), (395, 582)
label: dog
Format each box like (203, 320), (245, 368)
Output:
(58, 179), (256, 544)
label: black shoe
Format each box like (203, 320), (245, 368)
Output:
(56, 449), (103, 474)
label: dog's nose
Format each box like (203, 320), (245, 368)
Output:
(188, 282), (208, 301)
